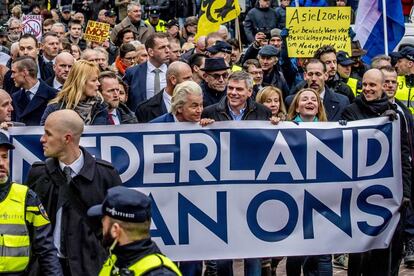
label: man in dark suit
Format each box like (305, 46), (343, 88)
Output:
(285, 59), (349, 121)
(26, 109), (122, 276)
(4, 34), (55, 94)
(123, 32), (170, 112)
(11, 56), (57, 126)
(136, 61), (193, 123)
(99, 71), (138, 125)
(45, 52), (75, 91)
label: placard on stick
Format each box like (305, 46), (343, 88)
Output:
(286, 7), (352, 57)
(84, 20), (110, 43)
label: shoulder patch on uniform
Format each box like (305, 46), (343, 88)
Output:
(38, 202), (49, 221)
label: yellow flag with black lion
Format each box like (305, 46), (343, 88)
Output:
(195, 0), (241, 39)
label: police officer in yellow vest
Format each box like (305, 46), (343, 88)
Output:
(336, 50), (360, 98)
(0, 132), (63, 275)
(145, 7), (166, 33)
(88, 186), (181, 276)
(394, 46), (414, 114)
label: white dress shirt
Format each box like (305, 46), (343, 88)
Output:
(26, 81), (41, 100)
(54, 150), (84, 257)
(146, 61), (167, 100)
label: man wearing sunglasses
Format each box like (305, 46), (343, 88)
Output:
(200, 57), (231, 107)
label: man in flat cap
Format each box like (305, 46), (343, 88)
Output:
(88, 186), (182, 275)
(257, 45), (289, 98)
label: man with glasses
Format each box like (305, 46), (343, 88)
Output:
(200, 57), (230, 107)
(243, 59), (264, 98)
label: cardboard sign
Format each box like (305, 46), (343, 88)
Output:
(84, 20), (110, 43)
(22, 15), (42, 41)
(286, 7), (352, 57)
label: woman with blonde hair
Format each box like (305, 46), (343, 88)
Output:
(41, 60), (109, 125)
(287, 88), (327, 122)
(256, 86), (287, 121)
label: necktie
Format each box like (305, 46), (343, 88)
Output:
(25, 90), (31, 101)
(63, 166), (72, 185)
(108, 113), (115, 125)
(153, 68), (161, 95)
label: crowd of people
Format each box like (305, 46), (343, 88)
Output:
(0, 0), (413, 275)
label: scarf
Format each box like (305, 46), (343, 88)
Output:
(115, 56), (128, 76)
(74, 97), (100, 125)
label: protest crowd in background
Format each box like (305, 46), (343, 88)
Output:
(0, 0), (414, 275)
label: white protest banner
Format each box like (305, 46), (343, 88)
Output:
(9, 118), (402, 260)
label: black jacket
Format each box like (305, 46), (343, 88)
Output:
(243, 6), (279, 43)
(117, 102), (139, 124)
(110, 238), (178, 275)
(341, 94), (412, 200)
(135, 89), (168, 123)
(200, 81), (226, 108)
(326, 74), (355, 103)
(202, 96), (272, 121)
(25, 147), (122, 276)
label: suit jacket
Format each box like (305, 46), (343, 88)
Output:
(38, 56), (55, 81)
(12, 80), (57, 126)
(135, 89), (168, 123)
(150, 112), (175, 123)
(25, 147), (122, 276)
(123, 62), (148, 112)
(285, 86), (349, 121)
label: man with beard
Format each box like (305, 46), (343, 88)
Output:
(88, 186), (181, 275)
(99, 71), (138, 124)
(26, 109), (122, 276)
(313, 45), (355, 102)
(286, 59), (349, 121)
(45, 52), (75, 91)
(7, 18), (22, 46)
(0, 131), (62, 275)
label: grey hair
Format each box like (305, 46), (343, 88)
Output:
(171, 81), (202, 115)
(8, 18), (21, 28)
(13, 56), (38, 79)
(129, 40), (142, 48)
(228, 71), (254, 90)
(51, 22), (66, 29)
(127, 2), (141, 12)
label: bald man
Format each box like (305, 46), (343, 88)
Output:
(26, 109), (122, 276)
(135, 61), (193, 122)
(0, 89), (13, 126)
(341, 69), (412, 275)
(45, 52), (75, 90)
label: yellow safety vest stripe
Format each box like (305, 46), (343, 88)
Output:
(395, 75), (414, 114)
(100, 253), (182, 276)
(25, 205), (49, 227)
(0, 183), (30, 273)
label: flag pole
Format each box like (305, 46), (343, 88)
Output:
(382, 0), (389, 55)
(235, 17), (242, 53)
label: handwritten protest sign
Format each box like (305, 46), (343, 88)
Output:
(286, 7), (352, 57)
(83, 20), (110, 43)
(22, 15), (42, 41)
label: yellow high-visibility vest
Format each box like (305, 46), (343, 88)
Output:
(396, 75), (414, 114)
(100, 253), (182, 276)
(144, 19), (166, 32)
(0, 183), (30, 273)
(347, 77), (359, 96)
